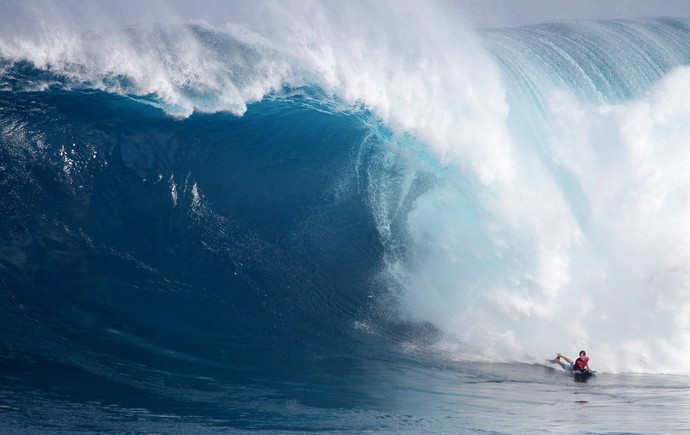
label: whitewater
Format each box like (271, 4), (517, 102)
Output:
(2, 1), (690, 433)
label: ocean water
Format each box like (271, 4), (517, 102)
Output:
(2, 2), (690, 433)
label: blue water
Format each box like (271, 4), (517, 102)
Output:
(3, 3), (690, 433)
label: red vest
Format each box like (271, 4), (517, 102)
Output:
(575, 356), (589, 370)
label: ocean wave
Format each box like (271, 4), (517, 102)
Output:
(3, 3), (690, 377)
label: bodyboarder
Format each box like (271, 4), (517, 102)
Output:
(551, 350), (591, 373)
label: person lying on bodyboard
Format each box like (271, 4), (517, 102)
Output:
(550, 350), (592, 374)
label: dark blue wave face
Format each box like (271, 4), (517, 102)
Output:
(0, 89), (423, 416)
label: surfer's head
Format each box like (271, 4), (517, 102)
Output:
(579, 350), (586, 357)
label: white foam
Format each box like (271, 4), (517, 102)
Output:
(398, 64), (690, 375)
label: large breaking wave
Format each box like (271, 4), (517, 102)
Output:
(3, 0), (690, 385)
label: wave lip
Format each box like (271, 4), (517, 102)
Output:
(1, 21), (296, 116)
